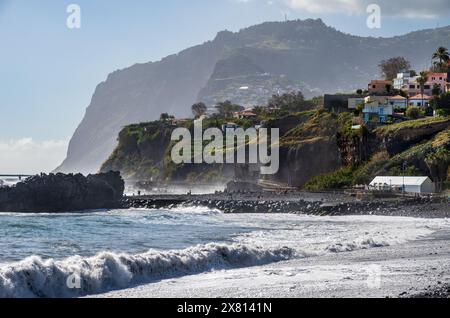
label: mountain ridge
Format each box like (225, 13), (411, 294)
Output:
(56, 19), (450, 174)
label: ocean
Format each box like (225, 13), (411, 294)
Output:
(0, 206), (448, 298)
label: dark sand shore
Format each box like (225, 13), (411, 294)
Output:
(123, 191), (450, 219)
(118, 192), (450, 298)
(92, 227), (450, 299)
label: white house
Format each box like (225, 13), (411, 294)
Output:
(393, 71), (414, 90)
(369, 176), (435, 194)
(363, 97), (393, 124)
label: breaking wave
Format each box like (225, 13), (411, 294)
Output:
(0, 243), (294, 298)
(325, 238), (389, 253)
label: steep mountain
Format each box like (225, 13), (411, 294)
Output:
(57, 19), (450, 174)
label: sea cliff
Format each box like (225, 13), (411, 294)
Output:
(101, 110), (449, 190)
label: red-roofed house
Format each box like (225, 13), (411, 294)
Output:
(387, 95), (408, 109)
(234, 110), (258, 120)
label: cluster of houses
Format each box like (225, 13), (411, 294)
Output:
(163, 63), (449, 194)
(326, 71), (450, 126)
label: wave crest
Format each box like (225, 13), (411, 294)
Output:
(0, 243), (294, 298)
(326, 238), (389, 253)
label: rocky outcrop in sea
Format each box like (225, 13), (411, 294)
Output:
(0, 171), (124, 213)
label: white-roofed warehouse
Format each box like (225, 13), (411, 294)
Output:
(369, 176), (435, 194)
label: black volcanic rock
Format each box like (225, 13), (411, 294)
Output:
(0, 171), (124, 213)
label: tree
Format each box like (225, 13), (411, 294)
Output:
(435, 92), (450, 116)
(432, 84), (442, 97)
(191, 102), (207, 118)
(268, 91), (314, 113)
(160, 113), (174, 122)
(215, 101), (244, 119)
(432, 47), (450, 73)
(433, 47), (450, 65)
(385, 84), (392, 94)
(354, 103), (365, 116)
(426, 148), (450, 192)
(252, 106), (268, 117)
(417, 71), (429, 107)
(397, 89), (408, 98)
(356, 89), (363, 95)
(379, 57), (411, 81)
(406, 106), (424, 120)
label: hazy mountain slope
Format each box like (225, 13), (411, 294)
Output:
(56, 19), (450, 174)
(56, 40), (226, 174)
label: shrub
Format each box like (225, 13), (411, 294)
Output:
(304, 166), (355, 191)
(436, 108), (450, 117)
(406, 106), (425, 120)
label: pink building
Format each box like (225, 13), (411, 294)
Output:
(407, 73), (448, 97)
(428, 73), (448, 92)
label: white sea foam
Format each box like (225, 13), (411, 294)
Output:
(232, 215), (448, 256)
(1, 210), (448, 298)
(0, 243), (294, 298)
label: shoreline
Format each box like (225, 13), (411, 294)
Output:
(91, 228), (450, 299)
(1, 202), (449, 298)
(123, 192), (450, 219)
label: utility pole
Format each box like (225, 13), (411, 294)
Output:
(402, 161), (407, 196)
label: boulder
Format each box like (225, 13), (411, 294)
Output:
(0, 171), (124, 213)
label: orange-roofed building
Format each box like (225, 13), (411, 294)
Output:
(409, 94), (432, 107)
(387, 95), (408, 109)
(368, 80), (393, 95)
(234, 110), (258, 120)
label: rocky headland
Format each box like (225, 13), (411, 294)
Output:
(0, 171), (124, 213)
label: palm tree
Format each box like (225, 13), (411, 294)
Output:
(433, 47), (450, 64)
(417, 71), (429, 108)
(432, 47), (450, 72)
(426, 149), (450, 192)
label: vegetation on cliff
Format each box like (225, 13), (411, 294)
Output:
(305, 118), (450, 191)
(101, 83), (450, 191)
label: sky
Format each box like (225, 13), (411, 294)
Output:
(1, 0), (450, 174)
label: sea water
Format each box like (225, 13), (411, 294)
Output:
(0, 207), (448, 297)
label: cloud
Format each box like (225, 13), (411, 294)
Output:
(237, 0), (450, 18)
(0, 138), (68, 174)
(287, 0), (450, 18)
